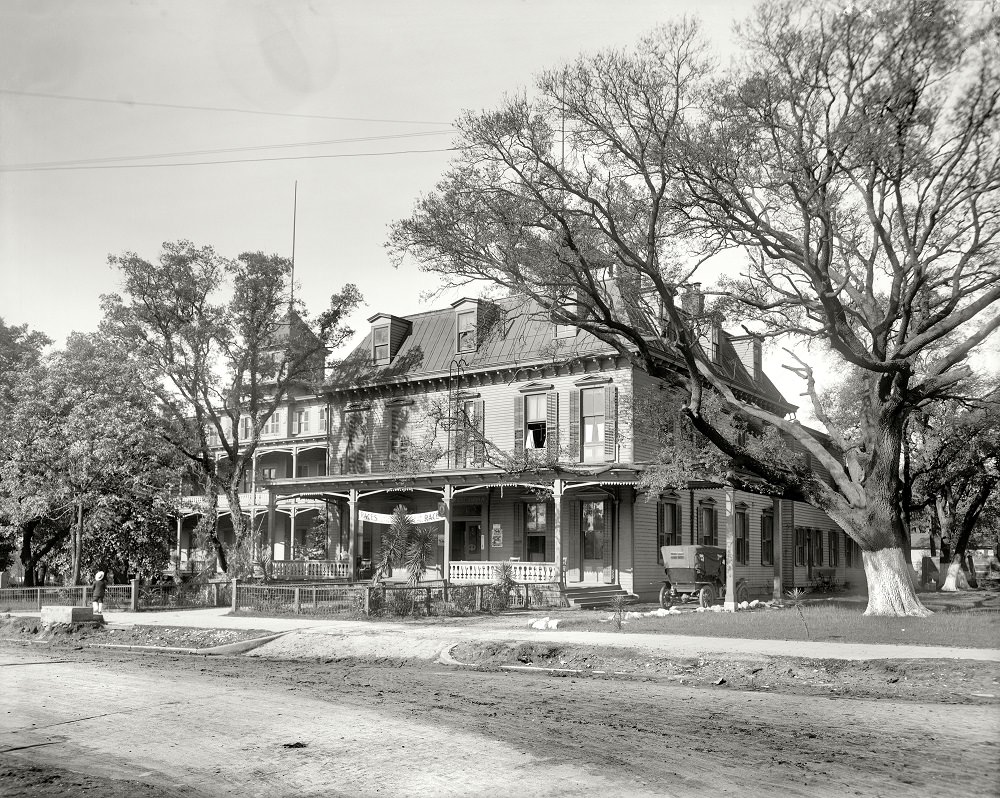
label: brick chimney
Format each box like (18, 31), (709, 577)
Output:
(681, 283), (704, 317)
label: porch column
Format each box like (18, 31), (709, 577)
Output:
(292, 447), (299, 479)
(267, 491), (277, 559)
(441, 484), (453, 583)
(348, 489), (359, 580)
(724, 486), (737, 611)
(552, 478), (563, 585)
(772, 498), (784, 601)
(175, 516), (183, 572)
(290, 506), (298, 558)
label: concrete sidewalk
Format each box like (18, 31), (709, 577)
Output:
(70, 607), (1000, 662)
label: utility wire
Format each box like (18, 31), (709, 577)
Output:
(3, 130), (450, 170)
(0, 88), (455, 126)
(1, 147), (460, 172)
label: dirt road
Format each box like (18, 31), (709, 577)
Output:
(3, 644), (997, 798)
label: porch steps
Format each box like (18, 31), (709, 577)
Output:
(564, 584), (637, 610)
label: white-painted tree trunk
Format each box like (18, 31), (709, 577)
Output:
(937, 560), (969, 592)
(862, 549), (932, 617)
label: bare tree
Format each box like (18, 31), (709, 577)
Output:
(389, 1), (1000, 615)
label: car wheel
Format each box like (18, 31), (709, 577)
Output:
(698, 584), (716, 607)
(659, 584), (673, 609)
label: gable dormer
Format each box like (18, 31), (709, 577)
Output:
(367, 313), (412, 365)
(730, 332), (763, 383)
(450, 298), (480, 353)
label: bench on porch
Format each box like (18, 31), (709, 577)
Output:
(812, 567), (836, 592)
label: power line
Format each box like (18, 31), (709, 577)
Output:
(1, 147), (460, 172)
(2, 130), (451, 170)
(0, 88), (455, 126)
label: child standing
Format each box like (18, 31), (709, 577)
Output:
(92, 570), (107, 615)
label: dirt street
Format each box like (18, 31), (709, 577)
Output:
(2, 641), (997, 798)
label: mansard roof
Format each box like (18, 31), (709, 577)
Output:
(327, 295), (791, 411)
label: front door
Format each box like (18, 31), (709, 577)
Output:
(451, 520), (482, 561)
(581, 501), (607, 583)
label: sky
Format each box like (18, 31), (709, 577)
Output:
(0, 0), (745, 336)
(12, 0), (981, 421)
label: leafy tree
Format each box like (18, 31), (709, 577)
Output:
(388, 1), (1000, 615)
(101, 241), (362, 576)
(907, 399), (1000, 589)
(0, 333), (184, 585)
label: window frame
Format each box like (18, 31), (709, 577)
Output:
(794, 528), (808, 567)
(760, 511), (774, 566)
(829, 529), (840, 567)
(811, 528), (824, 566)
(524, 393), (547, 450)
(735, 506), (749, 565)
(293, 408), (310, 436)
(580, 387), (606, 464)
(372, 325), (390, 364)
(656, 501), (681, 562)
(525, 502), (547, 561)
(456, 310), (476, 353)
(698, 500), (717, 547)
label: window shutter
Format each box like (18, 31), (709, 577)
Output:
(546, 392), (559, 460)
(604, 385), (617, 462)
(713, 508), (720, 547)
(568, 390), (581, 462)
(471, 399), (485, 466)
(513, 502), (523, 556)
(363, 410), (373, 473)
(513, 395), (524, 455)
(452, 398), (466, 468)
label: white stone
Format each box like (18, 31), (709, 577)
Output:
(545, 619), (560, 629)
(41, 606), (95, 625)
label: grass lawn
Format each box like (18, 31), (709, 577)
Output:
(562, 587), (1000, 649)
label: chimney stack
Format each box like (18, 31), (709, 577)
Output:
(681, 283), (704, 317)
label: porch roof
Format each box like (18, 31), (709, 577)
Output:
(268, 465), (644, 500)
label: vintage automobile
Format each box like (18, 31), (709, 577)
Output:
(659, 544), (750, 608)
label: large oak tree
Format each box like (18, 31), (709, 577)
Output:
(389, 0), (1000, 615)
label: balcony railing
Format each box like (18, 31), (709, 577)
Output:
(449, 560), (560, 583)
(271, 560), (351, 581)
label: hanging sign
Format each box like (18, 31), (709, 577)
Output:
(491, 523), (503, 548)
(358, 509), (443, 525)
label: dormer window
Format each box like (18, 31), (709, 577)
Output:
(372, 325), (389, 364)
(457, 309), (476, 352)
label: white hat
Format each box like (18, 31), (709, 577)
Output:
(95, 571), (105, 581)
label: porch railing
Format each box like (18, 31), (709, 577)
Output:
(449, 560), (560, 583)
(271, 560), (351, 581)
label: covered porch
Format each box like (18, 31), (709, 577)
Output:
(268, 467), (642, 587)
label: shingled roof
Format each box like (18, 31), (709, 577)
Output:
(327, 295), (791, 411)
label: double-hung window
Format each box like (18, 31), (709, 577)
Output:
(829, 530), (839, 567)
(698, 501), (717, 546)
(294, 409), (310, 435)
(526, 502), (547, 561)
(373, 325), (389, 363)
(794, 528), (808, 566)
(811, 529), (824, 566)
(657, 502), (680, 562)
(735, 507), (749, 565)
(265, 411), (281, 437)
(581, 388), (605, 463)
(457, 310), (476, 352)
(524, 394), (547, 450)
(760, 511), (774, 566)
